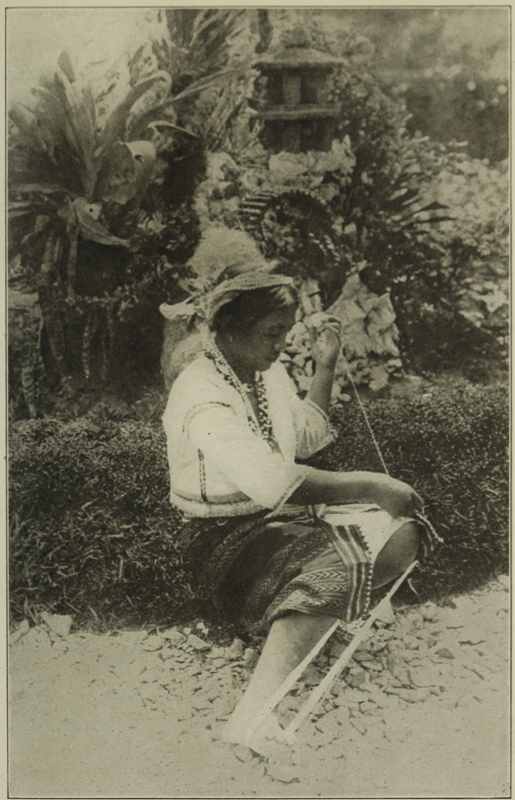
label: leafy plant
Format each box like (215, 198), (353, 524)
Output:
(8, 52), (166, 399)
(8, 30), (243, 414)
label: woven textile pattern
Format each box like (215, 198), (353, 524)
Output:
(176, 507), (441, 632)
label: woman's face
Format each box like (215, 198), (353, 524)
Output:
(231, 306), (297, 374)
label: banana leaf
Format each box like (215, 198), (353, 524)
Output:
(8, 207), (34, 219)
(12, 183), (72, 195)
(9, 200), (37, 209)
(418, 201), (450, 212)
(9, 106), (47, 154)
(95, 140), (156, 204)
(58, 51), (76, 83)
(9, 106), (61, 174)
(171, 68), (243, 103)
(125, 141), (157, 203)
(81, 86), (96, 129)
(96, 72), (171, 157)
(31, 86), (69, 143)
(95, 142), (136, 204)
(31, 84), (95, 195)
(146, 120), (199, 137)
(125, 71), (172, 141)
(54, 67), (97, 197)
(44, 80), (84, 161)
(73, 198), (129, 247)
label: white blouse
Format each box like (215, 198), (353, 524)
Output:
(162, 355), (335, 518)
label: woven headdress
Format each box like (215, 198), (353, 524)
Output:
(160, 226), (293, 327)
(196, 270), (294, 327)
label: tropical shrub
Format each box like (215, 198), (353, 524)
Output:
(9, 10), (509, 420)
(8, 11), (249, 417)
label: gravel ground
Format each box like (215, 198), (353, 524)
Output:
(9, 576), (510, 798)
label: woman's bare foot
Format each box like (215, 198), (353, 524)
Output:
(222, 712), (294, 764)
(219, 613), (336, 763)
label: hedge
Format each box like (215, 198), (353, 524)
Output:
(9, 416), (196, 629)
(9, 381), (509, 629)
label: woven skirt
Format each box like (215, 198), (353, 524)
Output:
(176, 504), (441, 634)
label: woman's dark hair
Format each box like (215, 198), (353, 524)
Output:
(211, 285), (298, 335)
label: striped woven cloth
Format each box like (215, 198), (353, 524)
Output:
(176, 506), (442, 633)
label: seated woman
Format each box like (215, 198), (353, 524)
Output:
(162, 266), (440, 758)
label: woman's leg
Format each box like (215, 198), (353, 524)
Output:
(223, 610), (336, 748)
(372, 521), (419, 590)
(224, 522), (419, 751)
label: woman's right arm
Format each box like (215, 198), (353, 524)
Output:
(288, 466), (423, 519)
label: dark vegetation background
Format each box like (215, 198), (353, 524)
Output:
(8, 8), (509, 630)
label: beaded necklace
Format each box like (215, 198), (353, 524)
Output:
(204, 336), (275, 444)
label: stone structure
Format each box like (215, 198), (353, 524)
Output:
(254, 29), (344, 153)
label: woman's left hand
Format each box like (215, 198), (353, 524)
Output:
(309, 314), (342, 370)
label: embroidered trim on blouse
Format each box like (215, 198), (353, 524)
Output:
(170, 491), (266, 518)
(269, 469), (309, 515)
(198, 450), (208, 502)
(183, 401), (232, 436)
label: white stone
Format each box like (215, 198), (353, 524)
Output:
(40, 612), (73, 637)
(451, 595), (478, 614)
(457, 628), (487, 646)
(22, 625), (52, 649)
(421, 603), (440, 621)
(207, 646), (226, 659)
(408, 667), (440, 687)
(162, 628), (187, 647)
(374, 599), (396, 625)
(265, 763), (300, 783)
(398, 688), (430, 703)
(186, 634), (211, 652)
(10, 618), (30, 645)
(159, 648), (176, 662)
(142, 637), (165, 652)
(224, 638), (245, 660)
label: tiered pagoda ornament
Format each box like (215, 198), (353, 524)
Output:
(253, 27), (344, 153)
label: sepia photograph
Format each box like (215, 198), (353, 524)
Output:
(6, 4), (510, 797)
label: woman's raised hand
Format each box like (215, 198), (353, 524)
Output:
(371, 474), (424, 519)
(308, 313), (342, 370)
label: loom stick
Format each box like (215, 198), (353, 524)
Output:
(244, 618), (341, 744)
(283, 559), (418, 744)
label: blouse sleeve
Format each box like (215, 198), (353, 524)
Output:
(293, 397), (335, 459)
(278, 366), (335, 460)
(269, 362), (335, 460)
(185, 402), (308, 510)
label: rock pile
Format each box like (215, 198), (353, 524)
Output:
(281, 275), (403, 399)
(9, 577), (509, 794)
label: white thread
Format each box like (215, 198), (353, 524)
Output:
(344, 361), (390, 475)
